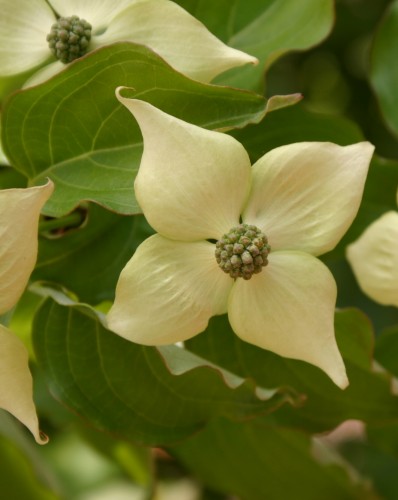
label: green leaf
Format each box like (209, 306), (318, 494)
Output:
(370, 0), (398, 137)
(230, 102), (364, 163)
(340, 439), (398, 500)
(2, 42), (267, 217)
(171, 417), (374, 500)
(33, 208), (153, 304)
(0, 166), (27, 189)
(0, 435), (55, 500)
(186, 310), (398, 432)
(178, 0), (335, 90)
(0, 413), (57, 500)
(32, 296), (297, 446)
(375, 325), (398, 378)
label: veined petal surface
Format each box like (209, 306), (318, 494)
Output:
(0, 325), (47, 444)
(48, 0), (134, 32)
(243, 142), (374, 256)
(0, 181), (54, 314)
(0, 0), (55, 76)
(228, 250), (348, 389)
(107, 234), (232, 345)
(94, 0), (257, 82)
(118, 95), (251, 241)
(346, 211), (398, 307)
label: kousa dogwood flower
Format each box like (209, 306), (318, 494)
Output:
(0, 181), (53, 443)
(346, 187), (398, 307)
(107, 94), (374, 389)
(0, 0), (257, 86)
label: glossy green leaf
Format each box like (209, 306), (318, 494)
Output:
(33, 296), (298, 446)
(171, 417), (374, 500)
(371, 0), (398, 137)
(178, 0), (335, 90)
(186, 309), (398, 433)
(2, 42), (268, 217)
(33, 208), (153, 304)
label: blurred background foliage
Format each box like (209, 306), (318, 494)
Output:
(2, 0), (398, 498)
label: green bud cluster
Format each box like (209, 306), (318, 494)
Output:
(47, 16), (92, 63)
(215, 223), (271, 280)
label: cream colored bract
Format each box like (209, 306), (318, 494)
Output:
(107, 95), (375, 389)
(347, 187), (398, 307)
(0, 0), (257, 85)
(0, 181), (53, 443)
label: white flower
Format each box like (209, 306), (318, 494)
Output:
(107, 94), (374, 389)
(0, 181), (53, 443)
(346, 187), (398, 307)
(0, 0), (257, 85)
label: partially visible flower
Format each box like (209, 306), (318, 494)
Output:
(0, 181), (53, 443)
(107, 94), (374, 389)
(0, 0), (257, 86)
(346, 187), (398, 307)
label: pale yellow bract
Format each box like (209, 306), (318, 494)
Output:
(107, 93), (375, 390)
(347, 187), (398, 307)
(0, 181), (53, 443)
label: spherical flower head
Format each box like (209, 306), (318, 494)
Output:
(107, 93), (375, 390)
(215, 224), (270, 280)
(346, 187), (398, 307)
(47, 15), (92, 63)
(0, 0), (257, 86)
(0, 181), (53, 444)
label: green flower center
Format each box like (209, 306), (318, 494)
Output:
(215, 223), (271, 280)
(47, 16), (92, 64)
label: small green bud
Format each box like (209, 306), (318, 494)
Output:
(47, 15), (92, 63)
(215, 223), (270, 280)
